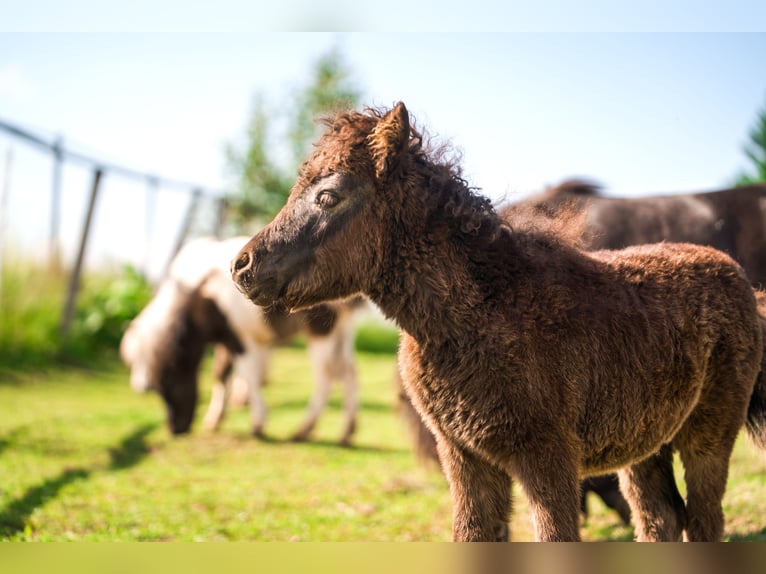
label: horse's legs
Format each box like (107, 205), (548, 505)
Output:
(202, 345), (235, 431)
(228, 375), (250, 407)
(580, 475), (631, 525)
(337, 322), (359, 446)
(236, 344), (270, 437)
(514, 445), (581, 541)
(617, 444), (686, 541)
(291, 336), (334, 442)
(674, 414), (740, 541)
(337, 351), (359, 447)
(438, 439), (512, 541)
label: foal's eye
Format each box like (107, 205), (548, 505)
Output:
(315, 190), (340, 209)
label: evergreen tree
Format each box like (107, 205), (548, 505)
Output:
(226, 48), (362, 230)
(736, 98), (766, 185)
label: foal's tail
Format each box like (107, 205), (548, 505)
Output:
(746, 290), (766, 450)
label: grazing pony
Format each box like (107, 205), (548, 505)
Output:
(120, 237), (363, 445)
(231, 102), (766, 542)
(502, 179), (766, 286)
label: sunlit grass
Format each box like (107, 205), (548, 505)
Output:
(1, 348), (765, 541)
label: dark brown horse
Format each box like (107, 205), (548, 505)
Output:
(231, 103), (766, 541)
(502, 179), (766, 286)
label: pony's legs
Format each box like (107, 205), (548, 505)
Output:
(337, 323), (359, 446)
(228, 375), (250, 407)
(202, 345), (235, 431)
(337, 358), (359, 446)
(674, 415), (741, 541)
(291, 336), (335, 442)
(514, 445), (581, 541)
(617, 444), (686, 541)
(236, 344), (270, 437)
(438, 439), (512, 541)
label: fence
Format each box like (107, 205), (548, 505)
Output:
(0, 117), (228, 335)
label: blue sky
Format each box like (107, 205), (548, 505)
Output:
(1, 31), (765, 278)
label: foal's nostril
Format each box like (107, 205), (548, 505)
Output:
(232, 251), (251, 276)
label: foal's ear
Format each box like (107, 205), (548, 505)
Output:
(368, 102), (410, 180)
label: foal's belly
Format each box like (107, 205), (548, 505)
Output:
(578, 379), (702, 474)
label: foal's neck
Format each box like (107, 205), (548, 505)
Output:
(371, 214), (519, 348)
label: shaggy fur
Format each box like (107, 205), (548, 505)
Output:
(498, 179), (766, 521)
(232, 103), (766, 541)
(395, 366), (631, 525)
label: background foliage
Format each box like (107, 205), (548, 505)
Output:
(736, 97), (766, 185)
(224, 47), (362, 229)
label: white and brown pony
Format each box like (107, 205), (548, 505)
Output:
(120, 237), (364, 445)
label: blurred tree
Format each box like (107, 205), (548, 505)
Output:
(226, 47), (362, 230)
(736, 98), (766, 185)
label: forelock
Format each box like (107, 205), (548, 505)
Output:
(297, 109), (381, 185)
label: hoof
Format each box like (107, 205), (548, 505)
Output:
(495, 523), (510, 542)
(290, 432), (310, 443)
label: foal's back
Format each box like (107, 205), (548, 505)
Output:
(562, 242), (761, 473)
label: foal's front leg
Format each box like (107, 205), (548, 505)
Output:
(437, 439), (512, 541)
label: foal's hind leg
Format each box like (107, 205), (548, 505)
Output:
(618, 444), (686, 541)
(674, 413), (741, 541)
(438, 439), (512, 541)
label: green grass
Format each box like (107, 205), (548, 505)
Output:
(2, 348), (766, 541)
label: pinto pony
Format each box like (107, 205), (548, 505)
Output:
(120, 237), (362, 445)
(231, 102), (766, 542)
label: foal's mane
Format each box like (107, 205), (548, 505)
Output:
(305, 106), (502, 241)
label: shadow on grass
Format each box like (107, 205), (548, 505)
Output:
(0, 466), (91, 537)
(107, 422), (158, 471)
(269, 398), (393, 414)
(0, 422), (158, 538)
(251, 432), (410, 455)
(0, 427), (25, 458)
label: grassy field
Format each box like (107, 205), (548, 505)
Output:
(2, 346), (766, 542)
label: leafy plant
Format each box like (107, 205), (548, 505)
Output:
(71, 265), (153, 351)
(0, 260), (152, 369)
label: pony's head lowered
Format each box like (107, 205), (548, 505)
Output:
(232, 101), (498, 311)
(120, 274), (243, 434)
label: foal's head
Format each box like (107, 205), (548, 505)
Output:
(232, 101), (493, 312)
(232, 103), (416, 310)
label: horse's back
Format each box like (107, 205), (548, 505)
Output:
(568, 242), (762, 472)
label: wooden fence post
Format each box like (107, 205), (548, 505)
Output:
(213, 196), (228, 239)
(142, 176), (159, 277)
(50, 136), (63, 271)
(0, 147), (12, 303)
(60, 168), (103, 336)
